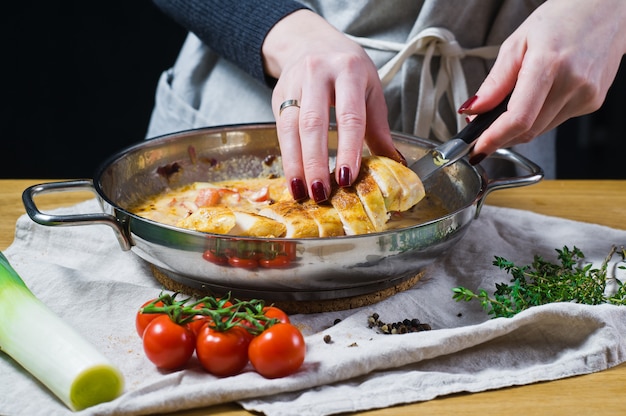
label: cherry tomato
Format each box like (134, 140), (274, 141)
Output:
(202, 249), (229, 265)
(227, 256), (258, 268)
(245, 185), (270, 202)
(237, 306), (289, 333)
(196, 325), (251, 377)
(258, 254), (291, 268)
(282, 242), (297, 261)
(142, 315), (195, 370)
(262, 306), (290, 325)
(248, 323), (305, 379)
(194, 188), (221, 207)
(186, 314), (210, 337)
(135, 298), (165, 338)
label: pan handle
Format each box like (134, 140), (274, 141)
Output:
(475, 148), (544, 217)
(22, 180), (132, 250)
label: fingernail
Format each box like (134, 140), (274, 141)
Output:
(338, 166), (351, 187)
(469, 153), (486, 165)
(394, 147), (407, 166)
(311, 180), (328, 203)
(290, 178), (308, 201)
(465, 116), (471, 124)
(458, 95), (478, 114)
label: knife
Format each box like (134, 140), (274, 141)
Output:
(409, 94), (510, 181)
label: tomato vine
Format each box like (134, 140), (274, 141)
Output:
(139, 292), (279, 335)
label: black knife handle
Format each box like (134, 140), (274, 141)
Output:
(454, 94), (511, 144)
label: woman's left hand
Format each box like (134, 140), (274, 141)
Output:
(262, 10), (399, 203)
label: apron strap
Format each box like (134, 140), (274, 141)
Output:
(348, 27), (499, 141)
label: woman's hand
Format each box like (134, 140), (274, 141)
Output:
(459, 0), (626, 164)
(263, 9), (400, 202)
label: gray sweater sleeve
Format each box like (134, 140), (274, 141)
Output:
(152, 0), (308, 85)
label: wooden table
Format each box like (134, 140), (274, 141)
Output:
(1, 179), (625, 415)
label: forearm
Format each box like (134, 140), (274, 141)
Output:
(152, 0), (307, 83)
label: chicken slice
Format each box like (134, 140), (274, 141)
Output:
(354, 169), (389, 232)
(259, 201), (320, 238)
(302, 202), (345, 237)
(329, 186), (375, 235)
(360, 156), (404, 211)
(176, 206), (236, 234)
(229, 211), (287, 238)
(377, 155), (425, 211)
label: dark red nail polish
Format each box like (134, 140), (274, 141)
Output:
(290, 178), (307, 201)
(458, 95), (478, 114)
(394, 147), (407, 166)
(311, 181), (328, 203)
(338, 166), (351, 187)
(469, 153), (486, 165)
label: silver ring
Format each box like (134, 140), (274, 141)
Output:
(279, 99), (300, 115)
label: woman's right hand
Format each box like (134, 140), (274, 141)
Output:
(459, 0), (626, 163)
(262, 9), (401, 203)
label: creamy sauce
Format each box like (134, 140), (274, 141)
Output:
(130, 177), (448, 236)
(387, 194), (449, 230)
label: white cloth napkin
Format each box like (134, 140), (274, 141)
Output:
(1, 199), (625, 416)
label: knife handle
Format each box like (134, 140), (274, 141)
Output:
(454, 94), (511, 145)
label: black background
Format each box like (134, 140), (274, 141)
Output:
(2, 2), (624, 179)
(2, 2), (187, 179)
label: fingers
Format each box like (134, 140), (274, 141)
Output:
(298, 66), (331, 202)
(333, 60), (367, 189)
(276, 71), (367, 203)
(459, 39), (565, 158)
(274, 60), (334, 203)
(469, 51), (558, 158)
(274, 95), (308, 201)
(362, 79), (401, 164)
(333, 60), (399, 188)
(457, 34), (540, 158)
(273, 50), (393, 203)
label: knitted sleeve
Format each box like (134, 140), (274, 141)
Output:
(152, 0), (308, 84)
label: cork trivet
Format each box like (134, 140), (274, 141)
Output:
(150, 265), (424, 314)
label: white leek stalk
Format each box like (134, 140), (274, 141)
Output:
(0, 252), (124, 411)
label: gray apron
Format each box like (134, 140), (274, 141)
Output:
(146, 0), (555, 178)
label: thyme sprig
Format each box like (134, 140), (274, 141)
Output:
(453, 245), (626, 318)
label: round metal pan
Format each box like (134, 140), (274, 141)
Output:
(22, 123), (543, 301)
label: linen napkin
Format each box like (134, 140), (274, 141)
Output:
(1, 199), (625, 416)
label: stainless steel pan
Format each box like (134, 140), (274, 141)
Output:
(22, 124), (543, 301)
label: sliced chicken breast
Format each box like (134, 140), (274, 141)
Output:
(330, 186), (375, 235)
(360, 156), (404, 211)
(176, 206), (236, 234)
(377, 155), (425, 211)
(354, 169), (389, 232)
(230, 210), (287, 238)
(259, 201), (320, 238)
(302, 202), (345, 237)
(167, 156), (424, 238)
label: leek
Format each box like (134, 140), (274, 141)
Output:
(0, 252), (124, 411)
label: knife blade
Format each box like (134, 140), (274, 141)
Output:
(409, 95), (510, 181)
